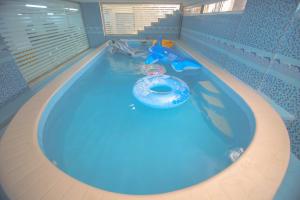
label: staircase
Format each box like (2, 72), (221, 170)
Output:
(102, 4), (180, 36)
(138, 11), (181, 39)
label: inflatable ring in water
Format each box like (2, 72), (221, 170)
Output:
(133, 75), (190, 109)
(141, 64), (166, 76)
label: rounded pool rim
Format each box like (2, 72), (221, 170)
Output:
(0, 42), (290, 200)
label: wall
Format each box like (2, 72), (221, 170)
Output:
(182, 12), (242, 41)
(0, 0), (89, 107)
(180, 0), (300, 158)
(234, 0), (298, 56)
(80, 3), (105, 48)
(0, 36), (27, 107)
(0, 0), (89, 83)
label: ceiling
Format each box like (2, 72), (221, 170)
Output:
(69, 0), (217, 6)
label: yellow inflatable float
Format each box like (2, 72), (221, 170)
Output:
(152, 39), (174, 48)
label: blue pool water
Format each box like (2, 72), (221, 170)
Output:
(150, 85), (172, 92)
(40, 42), (255, 195)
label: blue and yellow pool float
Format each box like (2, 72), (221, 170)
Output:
(152, 39), (174, 48)
(145, 37), (202, 72)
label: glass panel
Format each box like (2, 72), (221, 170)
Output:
(203, 0), (247, 14)
(183, 4), (202, 16)
(0, 0), (89, 82)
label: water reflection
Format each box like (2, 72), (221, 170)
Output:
(203, 106), (232, 137)
(198, 80), (220, 94)
(201, 93), (224, 109)
(107, 54), (145, 75)
(191, 79), (233, 139)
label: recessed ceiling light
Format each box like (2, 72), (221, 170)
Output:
(64, 8), (78, 11)
(25, 4), (47, 8)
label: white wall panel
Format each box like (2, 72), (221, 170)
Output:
(0, 0), (89, 82)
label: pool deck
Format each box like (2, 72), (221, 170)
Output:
(0, 41), (290, 200)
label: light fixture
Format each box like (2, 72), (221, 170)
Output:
(47, 13), (54, 15)
(17, 13), (23, 16)
(64, 8), (78, 11)
(25, 4), (47, 9)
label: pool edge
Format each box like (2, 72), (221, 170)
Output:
(0, 41), (290, 200)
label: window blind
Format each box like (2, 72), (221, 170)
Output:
(203, 0), (247, 14)
(0, 0), (89, 82)
(101, 4), (180, 35)
(183, 0), (247, 16)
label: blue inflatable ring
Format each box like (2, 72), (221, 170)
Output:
(133, 75), (190, 108)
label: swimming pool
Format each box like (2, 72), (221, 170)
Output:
(39, 41), (255, 195)
(0, 41), (290, 200)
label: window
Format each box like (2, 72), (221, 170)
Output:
(203, 0), (247, 14)
(0, 0), (88, 82)
(183, 4), (202, 16)
(101, 4), (180, 35)
(183, 0), (247, 16)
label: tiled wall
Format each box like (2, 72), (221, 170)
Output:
(233, 0), (299, 60)
(0, 36), (27, 107)
(80, 3), (105, 48)
(181, 0), (300, 158)
(182, 12), (242, 41)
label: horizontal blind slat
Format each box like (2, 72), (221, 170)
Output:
(0, 0), (89, 82)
